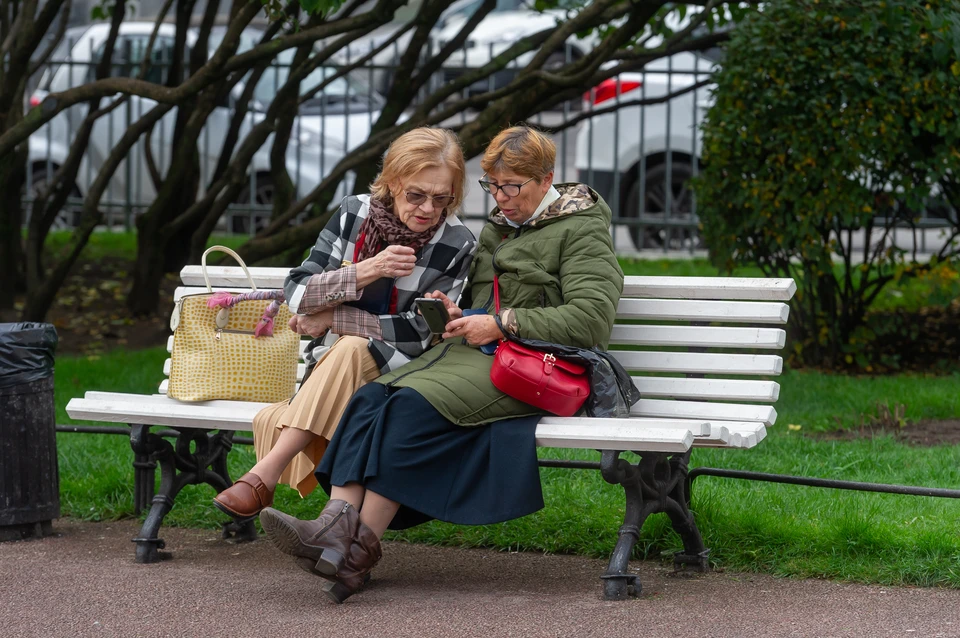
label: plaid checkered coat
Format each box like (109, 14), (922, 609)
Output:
(285, 195), (477, 374)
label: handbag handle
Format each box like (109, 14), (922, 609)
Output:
(201, 245), (257, 292)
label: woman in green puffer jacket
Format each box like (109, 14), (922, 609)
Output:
(259, 126), (624, 604)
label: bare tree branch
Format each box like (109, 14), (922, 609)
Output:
(27, 0), (71, 76)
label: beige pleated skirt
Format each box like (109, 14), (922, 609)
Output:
(252, 335), (381, 497)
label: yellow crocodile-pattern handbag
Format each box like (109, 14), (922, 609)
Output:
(168, 246), (300, 403)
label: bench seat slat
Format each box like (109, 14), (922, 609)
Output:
(630, 398), (777, 426)
(609, 325), (786, 349)
(631, 376), (780, 402)
(68, 394), (715, 453)
(68, 393), (764, 450)
(535, 424), (693, 452)
(622, 276), (797, 301)
(65, 396), (268, 431)
(616, 298), (790, 324)
(611, 351), (782, 376)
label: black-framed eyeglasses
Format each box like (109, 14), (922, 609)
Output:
(404, 190), (456, 208)
(478, 176), (536, 198)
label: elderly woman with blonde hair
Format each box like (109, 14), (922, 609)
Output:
(259, 125), (624, 604)
(212, 127), (477, 522)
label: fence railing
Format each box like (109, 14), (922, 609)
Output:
(20, 32), (956, 256)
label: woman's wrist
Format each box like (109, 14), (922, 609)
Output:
(354, 261), (377, 289)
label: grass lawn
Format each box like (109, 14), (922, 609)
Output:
(54, 347), (960, 587)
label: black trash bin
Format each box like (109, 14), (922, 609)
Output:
(0, 322), (59, 541)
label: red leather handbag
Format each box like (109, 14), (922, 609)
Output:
(489, 275), (591, 417)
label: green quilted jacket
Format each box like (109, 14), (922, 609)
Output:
(377, 183), (624, 425)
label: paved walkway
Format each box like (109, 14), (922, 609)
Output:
(2, 518), (959, 638)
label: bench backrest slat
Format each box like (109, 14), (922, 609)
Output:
(617, 298), (790, 324)
(609, 324), (786, 349)
(184, 268), (797, 302)
(621, 276), (797, 301)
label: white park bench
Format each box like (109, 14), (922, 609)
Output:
(66, 265), (796, 600)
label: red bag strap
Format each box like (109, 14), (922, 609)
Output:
(493, 274), (501, 314)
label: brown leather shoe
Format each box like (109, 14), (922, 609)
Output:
(212, 472), (274, 522)
(321, 520), (382, 604)
(259, 500), (359, 577)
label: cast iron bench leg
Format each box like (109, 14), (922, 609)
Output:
(129, 425), (255, 563)
(599, 449), (710, 600)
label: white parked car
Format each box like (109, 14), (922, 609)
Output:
(430, 0), (597, 95)
(27, 22), (384, 231)
(575, 50), (719, 250)
(344, 0), (596, 99)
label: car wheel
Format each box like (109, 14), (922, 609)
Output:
(22, 167), (83, 230)
(624, 161), (701, 251)
(231, 176), (274, 234)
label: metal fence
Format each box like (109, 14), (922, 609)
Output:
(20, 30), (957, 256)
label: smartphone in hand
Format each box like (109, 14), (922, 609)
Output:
(415, 297), (450, 334)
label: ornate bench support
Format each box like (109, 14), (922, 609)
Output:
(599, 449), (709, 600)
(129, 424), (257, 563)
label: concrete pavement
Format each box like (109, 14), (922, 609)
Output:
(2, 518), (959, 638)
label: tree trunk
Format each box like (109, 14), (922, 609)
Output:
(161, 150), (201, 272)
(19, 210), (102, 321)
(127, 216), (171, 316)
(0, 143), (27, 310)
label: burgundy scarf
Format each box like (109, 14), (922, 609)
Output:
(354, 196), (447, 263)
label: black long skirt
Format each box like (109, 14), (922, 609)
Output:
(315, 383), (544, 530)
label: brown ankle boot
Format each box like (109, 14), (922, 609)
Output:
(321, 521), (382, 604)
(213, 472), (274, 522)
(259, 500), (359, 577)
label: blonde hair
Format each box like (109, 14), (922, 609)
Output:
(480, 126), (556, 182)
(370, 127), (466, 213)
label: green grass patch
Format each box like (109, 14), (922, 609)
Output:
(618, 257), (763, 278)
(54, 348), (960, 587)
(43, 231), (248, 262)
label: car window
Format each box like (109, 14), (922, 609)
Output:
(207, 27), (384, 112)
(40, 35), (80, 91)
(86, 36), (176, 84)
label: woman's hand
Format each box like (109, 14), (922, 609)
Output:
(424, 290), (463, 321)
(289, 309), (334, 337)
(356, 245), (417, 288)
(442, 314), (502, 346)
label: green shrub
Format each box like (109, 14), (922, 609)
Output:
(694, 0), (960, 367)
